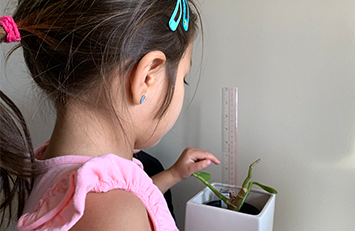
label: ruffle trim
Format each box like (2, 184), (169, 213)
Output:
(18, 154), (177, 231)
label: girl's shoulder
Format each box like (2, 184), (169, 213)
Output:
(18, 153), (178, 231)
(71, 188), (152, 231)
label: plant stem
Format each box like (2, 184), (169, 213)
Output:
(192, 173), (238, 210)
(235, 159), (261, 210)
(236, 183), (253, 211)
(241, 159), (260, 188)
(192, 173), (228, 202)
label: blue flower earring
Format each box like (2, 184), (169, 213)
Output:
(140, 95), (147, 104)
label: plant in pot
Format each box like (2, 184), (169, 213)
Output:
(185, 159), (278, 231)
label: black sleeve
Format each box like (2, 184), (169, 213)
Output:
(133, 150), (175, 219)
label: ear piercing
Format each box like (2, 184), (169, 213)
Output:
(140, 95), (146, 104)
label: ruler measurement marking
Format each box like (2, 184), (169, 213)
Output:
(222, 87), (238, 186)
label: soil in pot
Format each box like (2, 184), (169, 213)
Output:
(205, 200), (260, 215)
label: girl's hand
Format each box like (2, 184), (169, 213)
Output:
(168, 147), (220, 183)
(151, 147), (220, 194)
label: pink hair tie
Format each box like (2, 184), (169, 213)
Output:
(0, 15), (21, 43)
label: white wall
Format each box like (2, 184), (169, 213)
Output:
(1, 0), (355, 231)
(148, 0), (355, 230)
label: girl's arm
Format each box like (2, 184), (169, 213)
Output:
(151, 148), (220, 194)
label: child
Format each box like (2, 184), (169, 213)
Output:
(0, 0), (220, 230)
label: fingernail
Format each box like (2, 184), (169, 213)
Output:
(207, 160), (211, 165)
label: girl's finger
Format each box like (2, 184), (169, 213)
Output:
(190, 159), (212, 173)
(189, 149), (220, 165)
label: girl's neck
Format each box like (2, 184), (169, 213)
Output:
(43, 104), (134, 160)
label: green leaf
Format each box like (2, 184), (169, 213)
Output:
(195, 172), (211, 181)
(252, 182), (278, 194)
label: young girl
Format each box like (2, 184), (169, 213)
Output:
(0, 0), (220, 230)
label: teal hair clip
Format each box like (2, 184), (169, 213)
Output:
(169, 0), (189, 31)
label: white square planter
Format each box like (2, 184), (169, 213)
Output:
(185, 183), (276, 231)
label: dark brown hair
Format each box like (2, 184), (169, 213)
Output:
(0, 0), (201, 227)
(0, 91), (43, 227)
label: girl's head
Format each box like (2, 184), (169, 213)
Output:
(6, 0), (200, 148)
(10, 0), (199, 113)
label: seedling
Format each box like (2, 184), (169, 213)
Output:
(192, 159), (277, 212)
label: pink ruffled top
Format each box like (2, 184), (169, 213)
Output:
(17, 145), (178, 231)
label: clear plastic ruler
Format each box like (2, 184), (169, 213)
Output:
(221, 87), (238, 187)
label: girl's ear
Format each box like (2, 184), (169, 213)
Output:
(130, 51), (167, 105)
